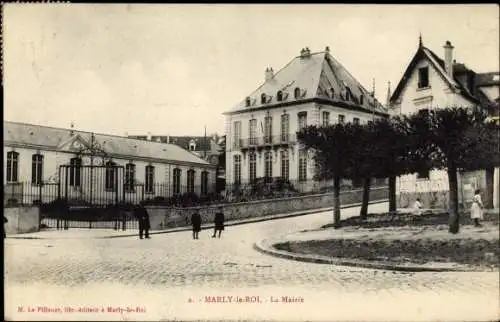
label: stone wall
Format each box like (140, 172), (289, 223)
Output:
(4, 206), (40, 235)
(146, 187), (389, 230)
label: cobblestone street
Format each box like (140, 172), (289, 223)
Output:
(5, 203), (500, 321)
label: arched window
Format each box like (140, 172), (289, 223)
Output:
(105, 161), (116, 191)
(277, 91), (283, 101)
(261, 93), (267, 104)
(172, 168), (181, 195)
(187, 169), (195, 194)
(6, 151), (19, 183)
(294, 87), (301, 99)
(69, 157), (82, 187)
(330, 88), (335, 98)
(32, 154), (44, 185)
(125, 163), (136, 192)
(245, 97), (251, 107)
(345, 89), (351, 101)
(145, 165), (155, 194)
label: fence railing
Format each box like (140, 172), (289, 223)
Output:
(4, 177), (388, 208)
(233, 134), (298, 149)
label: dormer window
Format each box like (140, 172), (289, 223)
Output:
(330, 88), (335, 98)
(245, 97), (251, 107)
(359, 94), (364, 105)
(277, 91), (283, 101)
(294, 87), (301, 99)
(345, 89), (351, 101)
(189, 140), (196, 151)
(261, 93), (267, 104)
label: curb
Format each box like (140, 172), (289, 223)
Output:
(253, 239), (468, 273)
(7, 199), (388, 240)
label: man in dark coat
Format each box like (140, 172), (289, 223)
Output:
(136, 204), (151, 239)
(191, 212), (201, 240)
(212, 207), (225, 238)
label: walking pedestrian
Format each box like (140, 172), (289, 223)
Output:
(212, 207), (225, 238)
(191, 212), (201, 240)
(136, 204), (151, 239)
(470, 189), (484, 227)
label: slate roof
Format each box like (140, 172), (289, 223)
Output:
(225, 47), (387, 115)
(128, 135), (222, 154)
(390, 43), (498, 107)
(4, 121), (211, 166)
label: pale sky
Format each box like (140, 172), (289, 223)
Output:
(3, 4), (499, 136)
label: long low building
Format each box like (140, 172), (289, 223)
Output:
(4, 121), (217, 205)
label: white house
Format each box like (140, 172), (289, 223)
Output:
(4, 121), (217, 205)
(389, 37), (500, 208)
(223, 46), (388, 194)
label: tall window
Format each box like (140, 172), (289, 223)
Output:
(264, 115), (273, 143)
(322, 111), (330, 126)
(418, 67), (429, 88)
(298, 112), (307, 131)
(264, 151), (273, 180)
(105, 161), (116, 191)
(233, 121), (242, 148)
(173, 168), (181, 195)
(249, 119), (257, 145)
(249, 152), (257, 182)
(338, 114), (345, 124)
(353, 117), (360, 125)
(233, 155), (241, 184)
(201, 171), (209, 195)
(281, 114), (290, 142)
(145, 165), (155, 194)
(187, 169), (195, 194)
(69, 157), (82, 187)
(31, 154), (43, 185)
(125, 163), (136, 192)
(298, 149), (308, 182)
(6, 151), (19, 183)
(280, 150), (289, 180)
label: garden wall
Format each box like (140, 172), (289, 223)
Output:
(4, 206), (40, 235)
(146, 187), (389, 230)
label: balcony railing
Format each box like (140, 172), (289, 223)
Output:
(233, 134), (297, 149)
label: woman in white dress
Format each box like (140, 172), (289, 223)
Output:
(470, 189), (484, 227)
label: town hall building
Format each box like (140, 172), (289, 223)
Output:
(223, 46), (388, 194)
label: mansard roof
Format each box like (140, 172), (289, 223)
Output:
(225, 47), (387, 116)
(4, 121), (212, 167)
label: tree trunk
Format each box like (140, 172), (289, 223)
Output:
(360, 177), (371, 219)
(333, 174), (341, 229)
(448, 166), (460, 234)
(389, 176), (397, 212)
(485, 167), (494, 209)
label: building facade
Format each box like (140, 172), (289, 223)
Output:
(224, 47), (388, 194)
(389, 37), (500, 208)
(4, 122), (217, 205)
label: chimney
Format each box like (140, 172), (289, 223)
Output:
(167, 135), (170, 144)
(265, 67), (274, 82)
(443, 40), (454, 78)
(325, 46), (330, 54)
(147, 132), (152, 141)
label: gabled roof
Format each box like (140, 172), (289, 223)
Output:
(225, 48), (387, 115)
(4, 121), (211, 166)
(390, 44), (485, 105)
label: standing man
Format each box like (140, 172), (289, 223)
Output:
(212, 206), (225, 238)
(136, 204), (151, 239)
(191, 212), (201, 240)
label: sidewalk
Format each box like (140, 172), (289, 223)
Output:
(7, 199), (387, 240)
